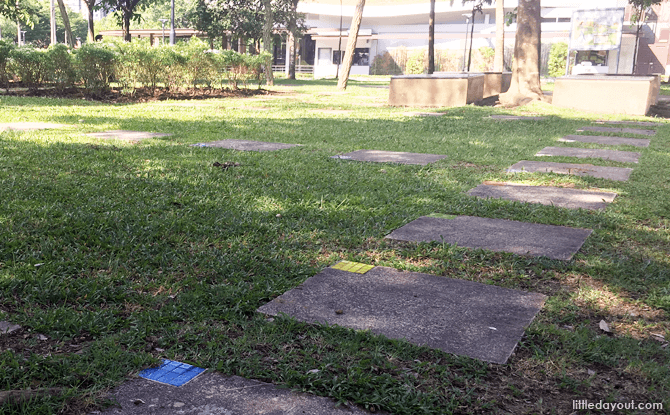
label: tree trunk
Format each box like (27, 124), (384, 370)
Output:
(122, 10), (131, 41)
(498, 0), (545, 107)
(86, 0), (94, 43)
(222, 33), (227, 49)
(427, 0), (435, 74)
(494, 0), (504, 71)
(56, 0), (74, 47)
(466, 8), (475, 71)
(632, 7), (643, 74)
(262, 0), (274, 85)
(287, 0), (299, 79)
(337, 0), (365, 91)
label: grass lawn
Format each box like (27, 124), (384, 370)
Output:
(1, 79), (669, 414)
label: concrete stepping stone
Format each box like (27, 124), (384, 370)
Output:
(467, 183), (617, 210)
(594, 120), (660, 127)
(508, 161), (633, 182)
(308, 109), (352, 115)
(489, 115), (546, 121)
(0, 321), (21, 335)
(577, 126), (656, 136)
(402, 111), (446, 117)
(98, 371), (374, 414)
(258, 263), (546, 364)
(331, 149), (447, 165)
(536, 146), (640, 163)
(386, 215), (592, 260)
(85, 130), (172, 141)
(559, 134), (650, 148)
(191, 139), (300, 151)
(0, 122), (67, 131)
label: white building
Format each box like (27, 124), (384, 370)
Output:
(296, 0), (634, 78)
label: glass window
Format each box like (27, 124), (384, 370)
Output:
(318, 48), (332, 65)
(333, 50), (343, 65)
(352, 48), (370, 66)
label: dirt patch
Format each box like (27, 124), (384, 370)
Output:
(0, 86), (275, 104)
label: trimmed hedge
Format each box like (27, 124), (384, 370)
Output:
(3, 39), (271, 95)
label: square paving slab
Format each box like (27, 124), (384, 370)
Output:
(258, 264), (546, 364)
(331, 149), (447, 165)
(467, 183), (617, 210)
(577, 126), (656, 136)
(0, 122), (67, 131)
(488, 115), (546, 121)
(386, 215), (592, 260)
(85, 130), (172, 141)
(595, 120), (660, 127)
(191, 139), (300, 151)
(559, 134), (650, 148)
(508, 161), (633, 182)
(536, 146), (640, 163)
(402, 111), (446, 117)
(98, 372), (376, 414)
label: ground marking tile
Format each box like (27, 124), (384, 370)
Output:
(386, 215), (592, 261)
(331, 149), (447, 165)
(258, 265), (546, 364)
(577, 126), (656, 136)
(594, 120), (660, 127)
(559, 135), (650, 148)
(0, 122), (68, 131)
(402, 111), (446, 117)
(139, 359), (206, 387)
(468, 183), (617, 211)
(507, 161), (633, 182)
(535, 146), (640, 163)
(191, 139), (300, 151)
(331, 261), (374, 274)
(488, 115), (546, 121)
(84, 130), (172, 141)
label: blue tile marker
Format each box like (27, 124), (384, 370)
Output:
(139, 359), (206, 387)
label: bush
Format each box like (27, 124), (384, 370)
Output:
(405, 49), (425, 75)
(160, 47), (188, 91)
(45, 44), (76, 92)
(0, 39), (14, 91)
(75, 43), (116, 96)
(370, 52), (402, 75)
(9, 46), (48, 91)
(178, 38), (215, 89)
(477, 47), (495, 72)
(548, 42), (568, 78)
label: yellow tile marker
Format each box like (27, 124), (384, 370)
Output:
(331, 261), (374, 274)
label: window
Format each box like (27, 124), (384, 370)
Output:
(318, 48), (332, 65)
(333, 50), (343, 65)
(330, 48), (370, 66)
(575, 50), (608, 66)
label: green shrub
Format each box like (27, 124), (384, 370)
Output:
(75, 43), (116, 96)
(178, 38), (215, 89)
(548, 42), (568, 78)
(370, 52), (402, 75)
(9, 46), (48, 91)
(0, 39), (14, 91)
(405, 49), (425, 75)
(160, 47), (189, 91)
(45, 43), (76, 92)
(477, 47), (495, 71)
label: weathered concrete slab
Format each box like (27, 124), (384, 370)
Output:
(489, 115), (546, 121)
(96, 372), (376, 415)
(191, 139), (300, 151)
(402, 111), (446, 117)
(577, 126), (656, 136)
(85, 130), (172, 141)
(536, 146), (640, 163)
(467, 183), (617, 210)
(0, 122), (67, 131)
(508, 161), (633, 182)
(386, 215), (592, 260)
(0, 321), (21, 335)
(331, 149), (447, 165)
(308, 109), (353, 115)
(258, 265), (546, 364)
(559, 134), (650, 148)
(594, 120), (660, 127)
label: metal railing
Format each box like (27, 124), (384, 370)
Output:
(271, 65), (314, 74)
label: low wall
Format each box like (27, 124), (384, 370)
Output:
(388, 74), (485, 107)
(552, 75), (661, 116)
(481, 72), (512, 98)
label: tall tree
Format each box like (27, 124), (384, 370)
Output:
(498, 0), (544, 106)
(629, 0), (661, 74)
(262, 0), (273, 85)
(463, 0), (491, 72)
(286, 0), (298, 79)
(101, 0), (154, 41)
(337, 0), (364, 90)
(493, 0), (504, 71)
(82, 0), (96, 42)
(0, 0), (36, 27)
(55, 0), (73, 46)
(427, 0), (434, 73)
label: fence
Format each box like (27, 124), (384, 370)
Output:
(271, 64), (314, 74)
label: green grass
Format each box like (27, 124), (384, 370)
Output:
(1, 79), (669, 414)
